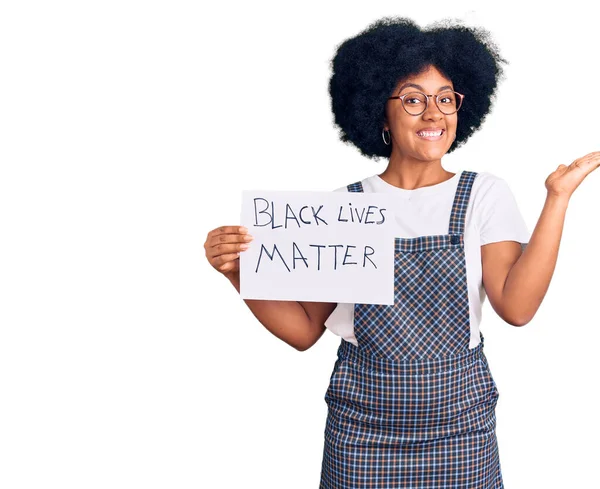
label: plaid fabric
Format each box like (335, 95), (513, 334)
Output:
(320, 171), (504, 488)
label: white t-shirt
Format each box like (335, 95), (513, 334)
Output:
(324, 170), (531, 349)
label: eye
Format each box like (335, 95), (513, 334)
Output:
(438, 92), (456, 105)
(402, 92), (426, 105)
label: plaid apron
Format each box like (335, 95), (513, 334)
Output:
(320, 171), (503, 488)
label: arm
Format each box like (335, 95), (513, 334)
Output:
(227, 271), (337, 352)
(482, 152), (600, 326)
(481, 193), (568, 326)
(205, 225), (337, 352)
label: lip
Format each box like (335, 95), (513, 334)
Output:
(416, 128), (445, 141)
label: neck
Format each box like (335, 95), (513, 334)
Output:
(379, 154), (453, 190)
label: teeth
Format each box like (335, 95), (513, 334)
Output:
(418, 130), (443, 137)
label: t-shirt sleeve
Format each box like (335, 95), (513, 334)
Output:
(477, 178), (531, 249)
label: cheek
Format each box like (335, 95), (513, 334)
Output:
(393, 121), (419, 137)
(445, 119), (458, 139)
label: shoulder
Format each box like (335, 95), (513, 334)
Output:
(332, 174), (379, 193)
(467, 171), (524, 232)
(472, 171), (505, 191)
(470, 171), (516, 204)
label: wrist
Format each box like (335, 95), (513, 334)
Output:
(224, 270), (241, 292)
(546, 191), (570, 207)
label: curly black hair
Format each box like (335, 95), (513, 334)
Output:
(329, 16), (507, 159)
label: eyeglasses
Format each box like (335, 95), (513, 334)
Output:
(388, 90), (465, 116)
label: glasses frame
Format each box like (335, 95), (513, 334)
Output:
(388, 90), (465, 116)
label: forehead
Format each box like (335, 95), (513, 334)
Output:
(393, 66), (454, 93)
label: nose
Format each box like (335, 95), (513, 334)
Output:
(422, 95), (444, 120)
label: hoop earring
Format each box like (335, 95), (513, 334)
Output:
(382, 128), (391, 145)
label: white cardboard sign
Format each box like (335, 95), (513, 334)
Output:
(239, 190), (396, 305)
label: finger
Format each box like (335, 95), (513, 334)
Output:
(216, 254), (240, 272)
(577, 152), (600, 165)
(207, 241), (251, 260)
(211, 232), (253, 247)
(207, 225), (249, 238)
(586, 152), (600, 166)
(206, 233), (253, 255)
(573, 154), (600, 172)
(214, 251), (241, 267)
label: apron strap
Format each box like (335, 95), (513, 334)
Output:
(448, 171), (478, 236)
(347, 181), (364, 193)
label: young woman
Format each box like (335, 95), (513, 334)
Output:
(204, 16), (599, 489)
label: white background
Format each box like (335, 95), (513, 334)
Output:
(1, 1), (599, 488)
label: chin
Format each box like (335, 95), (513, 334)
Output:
(420, 148), (449, 161)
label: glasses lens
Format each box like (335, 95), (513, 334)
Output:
(437, 91), (459, 114)
(402, 92), (427, 115)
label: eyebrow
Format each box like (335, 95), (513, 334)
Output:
(397, 83), (454, 93)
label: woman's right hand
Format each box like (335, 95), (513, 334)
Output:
(204, 225), (254, 280)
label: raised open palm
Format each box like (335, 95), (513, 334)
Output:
(545, 151), (600, 198)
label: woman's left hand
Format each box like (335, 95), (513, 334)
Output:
(545, 151), (600, 199)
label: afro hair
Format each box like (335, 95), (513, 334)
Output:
(329, 16), (507, 159)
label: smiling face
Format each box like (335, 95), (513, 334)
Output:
(384, 65), (458, 163)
